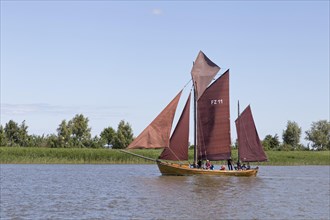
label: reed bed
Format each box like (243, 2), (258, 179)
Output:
(263, 150), (330, 165)
(0, 147), (162, 164)
(0, 147), (329, 165)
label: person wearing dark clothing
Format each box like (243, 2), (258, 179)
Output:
(236, 161), (242, 170)
(197, 160), (202, 169)
(227, 159), (233, 170)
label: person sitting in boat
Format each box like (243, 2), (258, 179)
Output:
(241, 163), (247, 170)
(197, 160), (202, 169)
(205, 160), (214, 170)
(246, 162), (251, 170)
(220, 165), (226, 170)
(235, 161), (242, 170)
(205, 160), (211, 169)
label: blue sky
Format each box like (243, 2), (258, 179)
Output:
(1, 1), (329, 145)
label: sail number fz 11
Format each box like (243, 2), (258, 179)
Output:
(210, 99), (223, 105)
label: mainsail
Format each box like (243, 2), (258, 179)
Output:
(235, 105), (267, 162)
(197, 70), (231, 160)
(191, 51), (221, 100)
(159, 93), (191, 161)
(127, 90), (182, 149)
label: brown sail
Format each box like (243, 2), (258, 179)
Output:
(121, 51), (267, 176)
(235, 105), (267, 162)
(197, 70), (231, 160)
(159, 93), (191, 161)
(191, 51), (221, 100)
(128, 90), (182, 149)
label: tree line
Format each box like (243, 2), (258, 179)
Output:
(261, 120), (329, 151)
(0, 114), (133, 149)
(0, 114), (329, 150)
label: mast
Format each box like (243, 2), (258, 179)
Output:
(237, 100), (240, 163)
(193, 81), (198, 166)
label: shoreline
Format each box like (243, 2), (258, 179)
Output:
(0, 147), (329, 165)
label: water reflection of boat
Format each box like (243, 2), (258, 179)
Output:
(122, 51), (267, 176)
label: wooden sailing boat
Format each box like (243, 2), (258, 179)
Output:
(122, 51), (267, 176)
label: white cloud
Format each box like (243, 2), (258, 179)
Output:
(151, 8), (163, 16)
(0, 103), (128, 118)
(1, 103), (69, 115)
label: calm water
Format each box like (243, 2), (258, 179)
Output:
(0, 165), (329, 220)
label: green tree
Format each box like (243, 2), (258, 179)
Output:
(47, 134), (59, 148)
(18, 120), (29, 147)
(305, 120), (330, 150)
(282, 121), (302, 150)
(86, 135), (105, 148)
(4, 120), (20, 146)
(262, 134), (280, 150)
(57, 120), (72, 148)
(28, 134), (48, 148)
(100, 126), (116, 148)
(114, 120), (133, 149)
(0, 125), (8, 146)
(232, 139), (238, 149)
(68, 114), (91, 147)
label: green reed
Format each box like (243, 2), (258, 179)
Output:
(0, 147), (329, 165)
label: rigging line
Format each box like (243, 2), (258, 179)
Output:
(120, 150), (158, 162)
(190, 85), (193, 93)
(175, 79), (191, 98)
(183, 78), (192, 89)
(164, 146), (184, 164)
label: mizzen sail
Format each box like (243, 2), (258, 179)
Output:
(235, 105), (267, 162)
(128, 90), (182, 149)
(197, 70), (231, 160)
(159, 93), (191, 161)
(191, 51), (220, 100)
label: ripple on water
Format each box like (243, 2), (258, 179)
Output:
(0, 165), (329, 220)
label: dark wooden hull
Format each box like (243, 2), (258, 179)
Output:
(157, 161), (258, 176)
